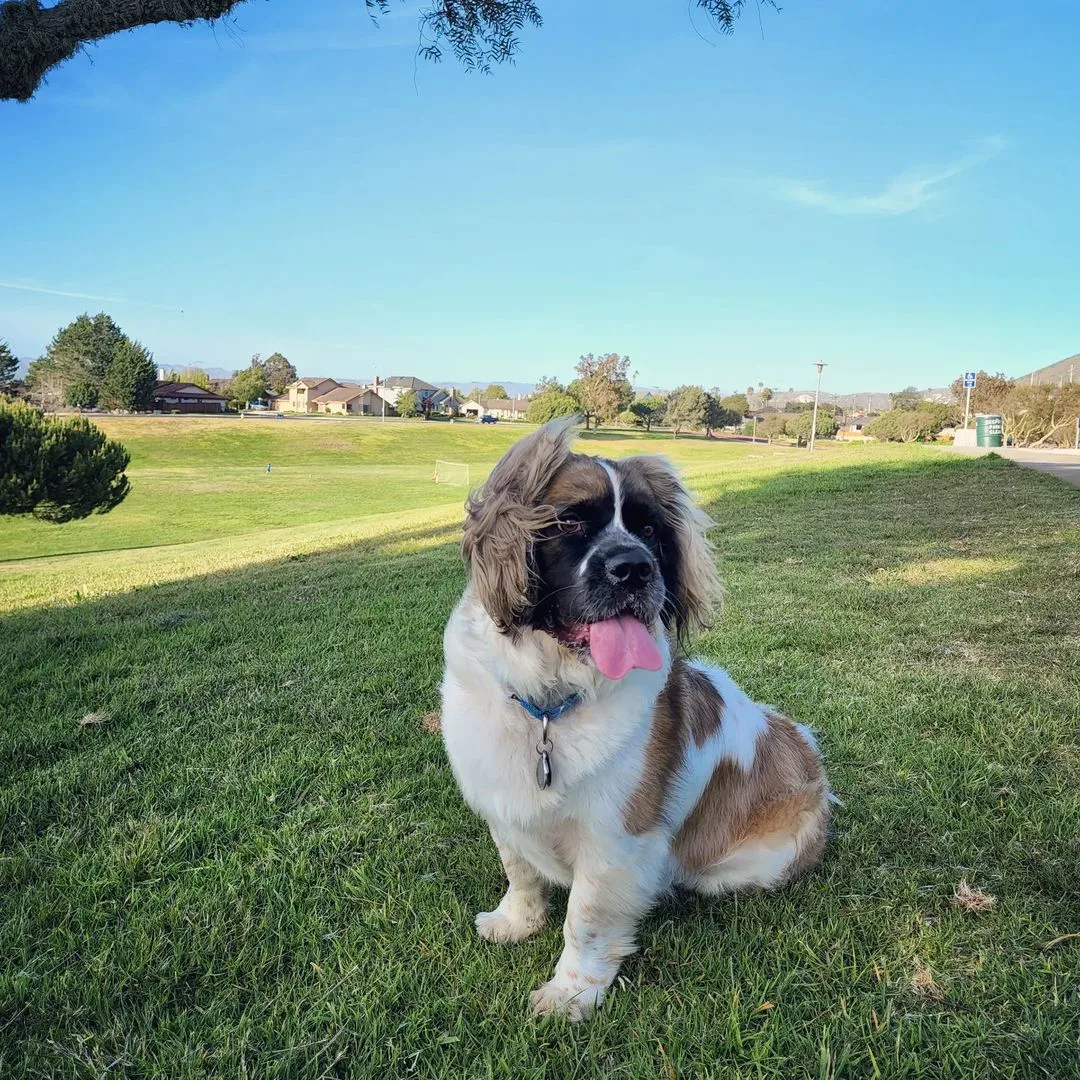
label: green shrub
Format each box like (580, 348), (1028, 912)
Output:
(0, 401), (130, 522)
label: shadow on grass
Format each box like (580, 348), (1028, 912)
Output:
(0, 538), (219, 565)
(0, 453), (1077, 1077)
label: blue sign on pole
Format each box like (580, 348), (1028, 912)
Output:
(963, 371), (977, 389)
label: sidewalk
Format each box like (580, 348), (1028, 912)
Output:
(946, 445), (1080, 487)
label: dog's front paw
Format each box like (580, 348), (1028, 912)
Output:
(474, 905), (545, 944)
(529, 977), (606, 1021)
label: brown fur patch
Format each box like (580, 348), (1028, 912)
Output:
(622, 660), (725, 835)
(542, 454), (612, 509)
(684, 665), (724, 748)
(672, 710), (828, 884)
(463, 418), (579, 630)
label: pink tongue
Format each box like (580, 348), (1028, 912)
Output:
(588, 614), (663, 680)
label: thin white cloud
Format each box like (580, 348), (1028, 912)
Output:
(778, 136), (1007, 217)
(0, 281), (127, 303)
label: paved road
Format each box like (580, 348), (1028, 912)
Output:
(947, 446), (1080, 487)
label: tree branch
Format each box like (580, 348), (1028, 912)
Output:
(1, 0), (246, 101)
(1, 0), (758, 103)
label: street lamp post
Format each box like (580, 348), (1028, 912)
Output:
(808, 363), (826, 452)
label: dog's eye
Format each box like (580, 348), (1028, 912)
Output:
(641, 524), (655, 540)
(559, 518), (583, 535)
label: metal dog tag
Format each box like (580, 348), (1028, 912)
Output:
(535, 713), (553, 789)
(536, 749), (552, 789)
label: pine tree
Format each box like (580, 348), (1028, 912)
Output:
(45, 312), (125, 389)
(0, 339), (17, 388)
(0, 401), (130, 521)
(101, 339), (156, 411)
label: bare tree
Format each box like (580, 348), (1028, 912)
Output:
(1, 0), (766, 102)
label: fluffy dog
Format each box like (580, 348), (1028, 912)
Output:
(440, 418), (830, 1019)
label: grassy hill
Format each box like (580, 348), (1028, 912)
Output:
(1, 419), (1077, 1078)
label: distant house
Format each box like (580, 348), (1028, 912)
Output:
(312, 384), (393, 416)
(381, 375), (439, 395)
(271, 377), (341, 413)
(437, 390), (463, 416)
(152, 381), (229, 413)
(375, 376), (444, 412)
(458, 396), (529, 420)
(271, 377), (363, 414)
(484, 397), (530, 420)
(838, 414), (876, 440)
(270, 373), (454, 416)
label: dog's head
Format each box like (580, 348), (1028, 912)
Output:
(462, 417), (721, 676)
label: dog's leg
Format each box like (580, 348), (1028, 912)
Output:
(475, 835), (548, 944)
(530, 836), (668, 1020)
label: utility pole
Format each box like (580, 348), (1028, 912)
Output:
(808, 363), (826, 452)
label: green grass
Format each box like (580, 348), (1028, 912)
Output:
(1, 420), (1078, 1078)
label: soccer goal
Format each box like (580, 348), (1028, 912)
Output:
(434, 459), (470, 487)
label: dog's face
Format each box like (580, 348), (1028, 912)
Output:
(529, 454), (672, 649)
(462, 418), (720, 670)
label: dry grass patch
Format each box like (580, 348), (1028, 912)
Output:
(953, 879), (997, 913)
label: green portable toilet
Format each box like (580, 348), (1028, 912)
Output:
(975, 413), (1003, 448)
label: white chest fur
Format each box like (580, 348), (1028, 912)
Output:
(440, 593), (669, 845)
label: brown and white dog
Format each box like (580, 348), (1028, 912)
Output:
(440, 418), (830, 1019)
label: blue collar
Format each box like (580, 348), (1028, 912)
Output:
(511, 691), (582, 723)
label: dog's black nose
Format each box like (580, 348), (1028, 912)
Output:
(605, 550), (654, 589)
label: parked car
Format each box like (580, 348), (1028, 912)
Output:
(478, 415), (497, 424)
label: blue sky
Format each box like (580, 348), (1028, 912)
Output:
(2, 0), (1078, 392)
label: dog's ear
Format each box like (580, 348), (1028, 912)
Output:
(462, 416), (580, 631)
(631, 455), (722, 642)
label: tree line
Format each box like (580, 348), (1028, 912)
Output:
(213, 352), (297, 410)
(524, 353), (761, 438)
(854, 377), (1080, 446)
(24, 313), (157, 412)
(947, 371), (1080, 448)
(14, 312), (297, 413)
(522, 360), (1079, 447)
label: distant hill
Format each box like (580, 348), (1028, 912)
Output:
(1015, 353), (1079, 386)
(750, 387), (953, 413)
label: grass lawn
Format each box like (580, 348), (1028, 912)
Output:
(1, 419), (1078, 1078)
